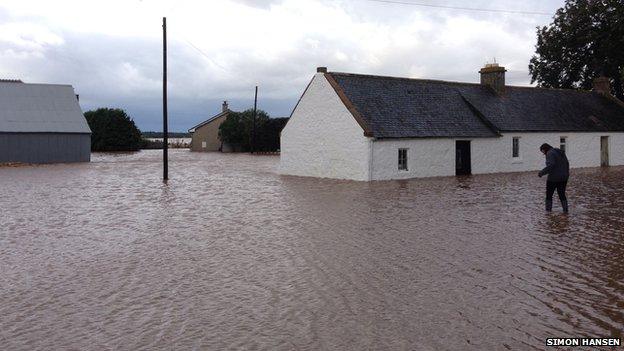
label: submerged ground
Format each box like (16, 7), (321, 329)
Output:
(1, 150), (623, 350)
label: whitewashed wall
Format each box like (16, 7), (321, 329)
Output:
(472, 132), (624, 174)
(280, 73), (372, 180)
(370, 132), (624, 180)
(371, 138), (456, 180)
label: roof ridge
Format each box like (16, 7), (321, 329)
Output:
(506, 85), (592, 93)
(328, 71), (483, 87)
(0, 81), (75, 87)
(329, 71), (601, 94)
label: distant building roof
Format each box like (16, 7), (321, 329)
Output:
(0, 82), (90, 133)
(326, 72), (624, 138)
(188, 110), (229, 133)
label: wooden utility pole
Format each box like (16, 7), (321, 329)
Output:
(251, 86), (258, 154)
(162, 17), (168, 181)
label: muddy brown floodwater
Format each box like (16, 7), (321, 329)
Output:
(1, 150), (623, 350)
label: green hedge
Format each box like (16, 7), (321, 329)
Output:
(84, 108), (143, 151)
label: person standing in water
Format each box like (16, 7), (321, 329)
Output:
(538, 143), (570, 213)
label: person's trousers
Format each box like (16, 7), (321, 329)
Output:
(546, 180), (568, 212)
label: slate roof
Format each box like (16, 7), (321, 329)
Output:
(188, 110), (229, 133)
(0, 82), (90, 133)
(460, 86), (624, 132)
(326, 72), (624, 138)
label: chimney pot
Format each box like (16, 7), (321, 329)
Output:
(222, 100), (228, 112)
(317, 67), (327, 73)
(592, 76), (611, 95)
(479, 63), (506, 95)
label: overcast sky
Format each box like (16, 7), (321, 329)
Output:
(0, 0), (564, 132)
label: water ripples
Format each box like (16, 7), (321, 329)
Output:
(1, 150), (623, 350)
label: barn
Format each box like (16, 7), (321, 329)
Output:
(0, 80), (91, 164)
(280, 65), (624, 181)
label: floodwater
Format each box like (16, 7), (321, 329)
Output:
(1, 150), (623, 350)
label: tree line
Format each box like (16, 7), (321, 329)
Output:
(218, 109), (288, 152)
(84, 107), (288, 152)
(84, 108), (186, 151)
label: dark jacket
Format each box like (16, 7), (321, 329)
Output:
(539, 148), (569, 182)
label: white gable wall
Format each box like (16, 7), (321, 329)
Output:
(280, 73), (372, 180)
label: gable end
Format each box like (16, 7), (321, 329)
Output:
(323, 73), (373, 137)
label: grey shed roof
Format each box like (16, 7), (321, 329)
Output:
(0, 82), (90, 133)
(325, 72), (624, 138)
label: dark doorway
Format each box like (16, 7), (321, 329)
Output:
(456, 140), (471, 175)
(601, 136), (609, 167)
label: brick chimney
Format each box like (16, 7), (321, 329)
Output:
(479, 63), (506, 95)
(317, 67), (327, 73)
(592, 76), (611, 95)
(222, 100), (228, 112)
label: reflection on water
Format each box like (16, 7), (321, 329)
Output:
(1, 150), (623, 350)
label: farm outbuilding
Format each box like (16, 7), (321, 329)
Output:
(0, 80), (91, 164)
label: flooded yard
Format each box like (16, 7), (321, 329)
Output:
(1, 149), (623, 350)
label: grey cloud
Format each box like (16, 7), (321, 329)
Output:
(230, 0), (284, 10)
(0, 0), (566, 132)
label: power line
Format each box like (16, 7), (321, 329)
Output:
(363, 0), (553, 16)
(176, 35), (227, 71)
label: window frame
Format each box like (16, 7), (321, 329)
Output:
(560, 136), (567, 153)
(398, 148), (408, 171)
(512, 137), (520, 158)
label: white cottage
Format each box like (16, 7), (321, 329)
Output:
(280, 65), (624, 181)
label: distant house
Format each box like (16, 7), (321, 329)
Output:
(0, 80), (91, 164)
(280, 65), (624, 180)
(189, 101), (229, 152)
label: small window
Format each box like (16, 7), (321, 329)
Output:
(398, 148), (408, 171)
(560, 137), (566, 153)
(512, 137), (520, 158)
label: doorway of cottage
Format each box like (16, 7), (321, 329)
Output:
(456, 140), (471, 175)
(600, 136), (609, 166)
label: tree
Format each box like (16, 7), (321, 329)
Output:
(529, 0), (624, 99)
(218, 109), (270, 151)
(84, 108), (143, 151)
(256, 117), (289, 152)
